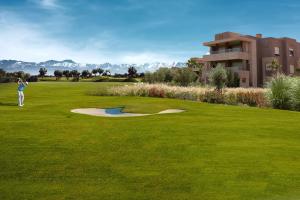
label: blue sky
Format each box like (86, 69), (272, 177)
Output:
(1, 0), (300, 64)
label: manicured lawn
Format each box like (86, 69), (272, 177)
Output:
(0, 82), (299, 200)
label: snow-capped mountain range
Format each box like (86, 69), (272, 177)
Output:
(0, 59), (187, 75)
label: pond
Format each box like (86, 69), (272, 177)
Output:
(104, 107), (124, 115)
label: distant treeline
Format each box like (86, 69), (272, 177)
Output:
(0, 66), (144, 83)
(142, 59), (240, 87)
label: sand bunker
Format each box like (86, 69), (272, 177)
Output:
(71, 108), (185, 117)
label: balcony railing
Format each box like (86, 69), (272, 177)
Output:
(210, 48), (243, 55)
(203, 50), (249, 62)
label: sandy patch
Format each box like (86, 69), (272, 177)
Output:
(158, 109), (185, 114)
(71, 108), (150, 117)
(71, 108), (185, 117)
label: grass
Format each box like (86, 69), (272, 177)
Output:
(0, 82), (300, 200)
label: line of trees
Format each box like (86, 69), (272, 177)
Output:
(0, 69), (37, 83)
(51, 69), (111, 81)
(44, 66), (140, 81)
(1, 65), (141, 83)
(142, 59), (241, 88)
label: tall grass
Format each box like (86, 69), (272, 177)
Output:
(266, 75), (293, 110)
(91, 75), (300, 111)
(92, 83), (268, 107)
(292, 80), (300, 111)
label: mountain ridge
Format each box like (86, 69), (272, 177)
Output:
(0, 59), (186, 75)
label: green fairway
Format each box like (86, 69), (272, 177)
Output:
(0, 82), (299, 200)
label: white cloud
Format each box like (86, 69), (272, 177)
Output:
(119, 52), (174, 64)
(30, 0), (61, 9)
(0, 11), (188, 64)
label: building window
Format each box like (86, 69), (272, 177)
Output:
(289, 48), (294, 56)
(290, 65), (295, 74)
(274, 47), (280, 56)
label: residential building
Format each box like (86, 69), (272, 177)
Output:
(201, 32), (300, 87)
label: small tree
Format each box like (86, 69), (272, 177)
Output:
(102, 70), (110, 76)
(39, 67), (47, 78)
(187, 58), (203, 82)
(172, 67), (197, 86)
(63, 70), (71, 80)
(71, 70), (80, 81)
(24, 73), (31, 81)
(92, 69), (98, 77)
(0, 69), (6, 77)
(54, 70), (63, 80)
(267, 74), (292, 110)
(97, 68), (104, 76)
(81, 70), (90, 79)
(226, 70), (240, 88)
(16, 71), (25, 79)
(128, 66), (137, 78)
(270, 59), (281, 76)
(209, 64), (227, 91)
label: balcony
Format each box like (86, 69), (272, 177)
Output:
(210, 47), (242, 54)
(203, 48), (249, 62)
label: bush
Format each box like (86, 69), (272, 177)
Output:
(143, 68), (173, 83)
(226, 70), (240, 87)
(236, 91), (266, 107)
(72, 77), (80, 82)
(143, 67), (196, 86)
(0, 77), (12, 83)
(123, 77), (138, 82)
(291, 79), (300, 111)
(267, 75), (293, 110)
(224, 93), (238, 105)
(203, 90), (225, 104)
(209, 64), (227, 90)
(149, 87), (165, 98)
(27, 76), (38, 82)
(172, 68), (197, 86)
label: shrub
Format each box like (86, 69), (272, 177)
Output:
(143, 67), (196, 86)
(225, 93), (238, 105)
(291, 79), (300, 111)
(149, 87), (165, 98)
(209, 64), (227, 90)
(27, 76), (38, 82)
(172, 67), (197, 86)
(123, 77), (138, 82)
(267, 75), (293, 110)
(203, 90), (225, 104)
(226, 70), (240, 87)
(0, 77), (12, 83)
(236, 91), (265, 107)
(143, 68), (174, 83)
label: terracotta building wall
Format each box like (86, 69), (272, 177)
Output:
(202, 32), (300, 87)
(257, 37), (300, 85)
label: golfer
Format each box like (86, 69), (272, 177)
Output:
(17, 78), (28, 107)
